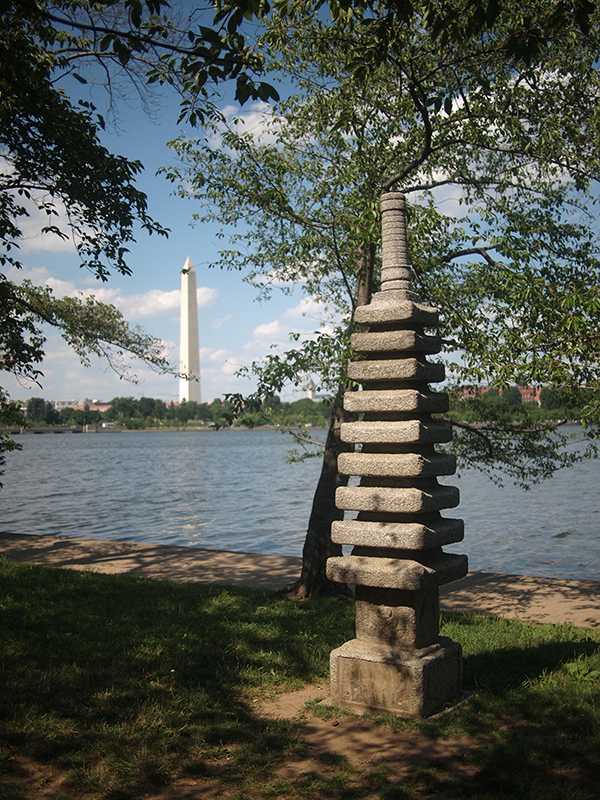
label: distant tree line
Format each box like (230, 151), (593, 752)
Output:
(19, 389), (590, 431)
(447, 386), (597, 423)
(20, 396), (332, 430)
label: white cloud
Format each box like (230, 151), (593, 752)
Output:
(1, 157), (76, 254)
(283, 296), (330, 323)
(118, 289), (181, 318)
(210, 349), (231, 363)
(221, 359), (241, 376)
(6, 265), (218, 319)
(253, 320), (282, 340)
(97, 286), (217, 318)
(254, 267), (305, 290)
(243, 296), (337, 353)
(196, 346), (250, 393)
(211, 314), (233, 329)
(19, 221), (76, 254)
(207, 101), (282, 150)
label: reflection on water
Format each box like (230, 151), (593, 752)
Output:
(2, 428), (599, 580)
(2, 430), (324, 556)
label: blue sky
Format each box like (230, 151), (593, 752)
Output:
(4, 55), (326, 406)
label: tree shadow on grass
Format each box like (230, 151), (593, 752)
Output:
(1, 563), (599, 800)
(0, 559), (353, 798)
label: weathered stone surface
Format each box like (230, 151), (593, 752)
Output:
(328, 637), (463, 718)
(355, 586), (440, 648)
(380, 266), (412, 284)
(354, 296), (438, 326)
(348, 358), (445, 384)
(382, 279), (417, 300)
(324, 191), (466, 718)
(380, 193), (411, 280)
(336, 484), (460, 514)
(351, 330), (441, 354)
(340, 419), (453, 444)
(338, 452), (456, 478)
(331, 518), (465, 549)
(343, 389), (449, 414)
(326, 552), (468, 590)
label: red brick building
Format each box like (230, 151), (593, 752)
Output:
(460, 385), (543, 405)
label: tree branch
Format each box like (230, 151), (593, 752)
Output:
(442, 417), (570, 459)
(23, 4), (209, 60)
(440, 246), (502, 266)
(382, 76), (433, 192)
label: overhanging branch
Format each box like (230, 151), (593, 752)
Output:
(442, 416), (569, 459)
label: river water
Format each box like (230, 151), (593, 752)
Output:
(1, 428), (599, 581)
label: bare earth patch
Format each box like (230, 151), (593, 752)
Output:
(2, 685), (484, 799)
(257, 685), (483, 788)
(0, 754), (78, 799)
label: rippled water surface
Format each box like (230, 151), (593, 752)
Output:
(2, 428), (599, 580)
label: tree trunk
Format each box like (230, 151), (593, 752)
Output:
(283, 243), (377, 599)
(354, 243), (376, 307)
(282, 387), (356, 598)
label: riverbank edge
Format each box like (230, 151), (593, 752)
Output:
(0, 531), (598, 629)
(1, 424), (329, 434)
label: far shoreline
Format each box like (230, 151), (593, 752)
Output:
(4, 424), (329, 435)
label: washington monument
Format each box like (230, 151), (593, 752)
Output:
(179, 257), (201, 403)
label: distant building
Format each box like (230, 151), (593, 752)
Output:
(84, 401), (113, 412)
(459, 386), (486, 400)
(51, 399), (112, 412)
(459, 385), (543, 405)
(517, 385), (543, 404)
(52, 399), (79, 410)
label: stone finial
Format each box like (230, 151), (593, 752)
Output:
(380, 192), (413, 294)
(323, 191), (468, 719)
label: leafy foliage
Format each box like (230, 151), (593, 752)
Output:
(0, 0), (281, 488)
(444, 399), (597, 489)
(0, 389), (23, 488)
(0, 0), (170, 279)
(166, 2), (600, 463)
(1, 278), (171, 393)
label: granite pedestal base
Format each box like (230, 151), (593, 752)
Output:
(329, 637), (462, 718)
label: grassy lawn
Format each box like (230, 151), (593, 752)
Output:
(0, 558), (599, 799)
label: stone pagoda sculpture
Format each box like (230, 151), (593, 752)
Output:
(325, 192), (468, 718)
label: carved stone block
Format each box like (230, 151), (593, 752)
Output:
(329, 637), (463, 718)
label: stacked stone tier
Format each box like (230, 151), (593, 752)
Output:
(351, 330), (441, 354)
(343, 388), (448, 414)
(340, 419), (453, 444)
(331, 517), (464, 549)
(339, 451), (456, 478)
(326, 551), (468, 591)
(336, 483), (459, 516)
(354, 296), (439, 327)
(348, 358), (445, 383)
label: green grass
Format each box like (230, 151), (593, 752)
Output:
(0, 558), (599, 800)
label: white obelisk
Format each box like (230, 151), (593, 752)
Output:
(179, 257), (201, 403)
